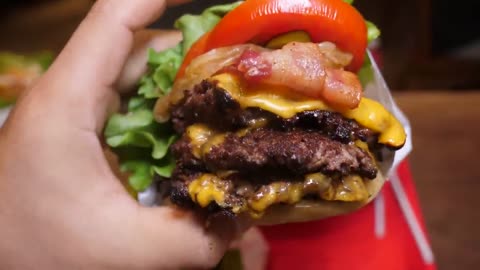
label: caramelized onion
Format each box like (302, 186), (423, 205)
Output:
(317, 42), (354, 68)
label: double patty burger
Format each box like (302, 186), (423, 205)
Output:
(154, 0), (406, 224)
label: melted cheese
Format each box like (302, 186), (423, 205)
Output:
(186, 119), (268, 160)
(248, 182), (305, 215)
(213, 73), (329, 118)
(186, 124), (225, 159)
(266, 31), (311, 49)
(235, 117), (269, 137)
(334, 175), (369, 202)
(211, 73), (406, 148)
(320, 175), (369, 202)
(186, 124), (213, 158)
(188, 174), (226, 208)
(249, 186), (279, 213)
(304, 173), (332, 193)
(186, 171), (370, 218)
(344, 99), (406, 148)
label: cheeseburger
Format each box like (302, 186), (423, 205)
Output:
(107, 0), (407, 225)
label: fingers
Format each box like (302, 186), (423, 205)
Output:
(31, 0), (171, 133)
(116, 30), (182, 93)
(49, 0), (169, 90)
(132, 207), (248, 269)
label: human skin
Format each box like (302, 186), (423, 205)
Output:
(0, 1), (245, 269)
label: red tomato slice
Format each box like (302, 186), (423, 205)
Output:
(176, 32), (211, 80)
(177, 0), (367, 79)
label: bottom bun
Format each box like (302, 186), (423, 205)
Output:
(253, 172), (385, 225)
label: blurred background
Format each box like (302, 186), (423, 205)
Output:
(1, 0), (479, 269)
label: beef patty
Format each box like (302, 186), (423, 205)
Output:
(167, 79), (381, 214)
(172, 129), (377, 179)
(170, 80), (373, 144)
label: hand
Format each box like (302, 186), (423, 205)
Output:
(0, 1), (243, 269)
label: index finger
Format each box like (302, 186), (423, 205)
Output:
(30, 0), (180, 133)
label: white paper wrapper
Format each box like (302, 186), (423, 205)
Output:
(0, 106), (11, 127)
(363, 51), (412, 176)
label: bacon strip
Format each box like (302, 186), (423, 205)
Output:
(235, 42), (362, 110)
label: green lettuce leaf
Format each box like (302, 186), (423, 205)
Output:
(358, 55), (375, 87)
(121, 161), (154, 192)
(152, 154), (176, 178)
(107, 131), (176, 160)
(137, 76), (158, 99)
(104, 108), (177, 192)
(359, 22), (381, 86)
(127, 96), (155, 111)
(174, 1), (242, 55)
(141, 44), (183, 97)
(366, 21), (381, 44)
(119, 154), (177, 192)
(107, 41), (184, 193)
(343, 0), (354, 4)
(105, 110), (155, 137)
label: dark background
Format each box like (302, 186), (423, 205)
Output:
(4, 0), (479, 90)
(1, 1), (479, 269)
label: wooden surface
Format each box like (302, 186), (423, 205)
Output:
(395, 91), (480, 270)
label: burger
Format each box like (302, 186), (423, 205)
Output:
(105, 0), (406, 225)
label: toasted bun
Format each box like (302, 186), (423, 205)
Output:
(253, 171), (385, 225)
